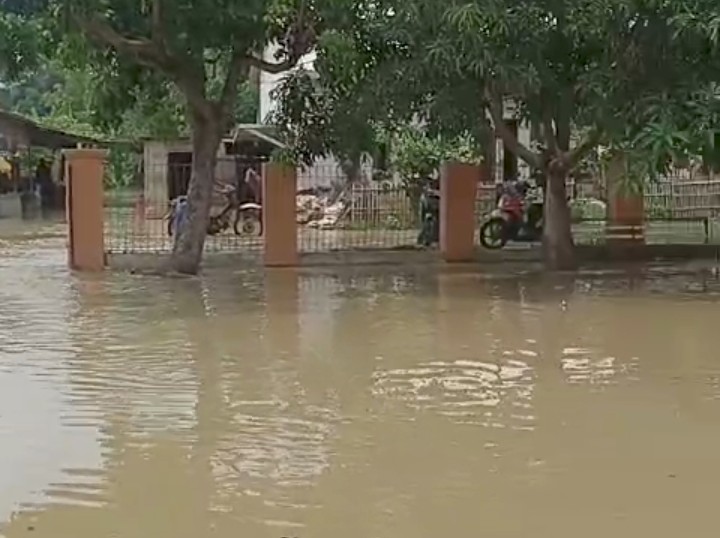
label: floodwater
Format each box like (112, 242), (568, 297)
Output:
(3, 222), (720, 537)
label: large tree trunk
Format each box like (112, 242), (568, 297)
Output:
(543, 167), (576, 270)
(170, 113), (222, 274)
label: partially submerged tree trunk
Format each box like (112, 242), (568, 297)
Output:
(543, 166), (576, 270)
(69, 4), (316, 276)
(170, 111), (222, 274)
(484, 88), (594, 271)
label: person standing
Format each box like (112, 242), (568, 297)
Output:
(35, 159), (55, 212)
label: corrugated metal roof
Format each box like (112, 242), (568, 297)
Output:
(0, 109), (103, 149)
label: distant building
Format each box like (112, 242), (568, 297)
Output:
(140, 125), (283, 216)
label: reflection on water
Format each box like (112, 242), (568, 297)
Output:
(3, 227), (720, 536)
(372, 358), (535, 429)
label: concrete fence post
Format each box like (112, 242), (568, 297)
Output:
(262, 163), (298, 267)
(605, 153), (645, 245)
(440, 162), (480, 262)
(64, 149), (107, 272)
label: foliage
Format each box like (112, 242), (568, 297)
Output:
(569, 197), (606, 222)
(3, 60), (259, 142)
(270, 62), (482, 186)
(270, 0), (720, 267)
(269, 65), (382, 172)
(390, 125), (481, 184)
(0, 0), (308, 149)
(0, 0), (314, 272)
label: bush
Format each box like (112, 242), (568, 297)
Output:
(569, 198), (607, 222)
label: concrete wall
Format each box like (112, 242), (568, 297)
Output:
(0, 193), (21, 219)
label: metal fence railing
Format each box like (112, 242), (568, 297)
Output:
(297, 184), (421, 253)
(645, 177), (720, 220)
(104, 155), (265, 254)
(105, 162), (720, 257)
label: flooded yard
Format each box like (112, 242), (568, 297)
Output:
(2, 222), (720, 537)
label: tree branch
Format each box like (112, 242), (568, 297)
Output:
(72, 12), (214, 120)
(485, 87), (540, 168)
(542, 111), (559, 154)
(555, 99), (572, 152)
(218, 48), (249, 123)
(243, 54), (300, 74)
(151, 0), (165, 48)
(73, 13), (165, 69)
(569, 129), (602, 168)
(244, 0), (315, 75)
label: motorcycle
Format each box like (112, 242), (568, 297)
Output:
(416, 183), (440, 247)
(167, 184), (262, 237)
(479, 180), (543, 249)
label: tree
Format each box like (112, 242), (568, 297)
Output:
(0, 0), (316, 274)
(270, 66), (381, 183)
(614, 2), (720, 179)
(274, 0), (706, 269)
(4, 59), (259, 142)
(270, 66), (483, 186)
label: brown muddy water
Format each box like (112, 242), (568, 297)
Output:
(3, 221), (720, 537)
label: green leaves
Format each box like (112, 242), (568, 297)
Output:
(445, 3), (484, 33)
(391, 125), (481, 183)
(0, 11), (44, 78)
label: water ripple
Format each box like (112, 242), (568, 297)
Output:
(560, 347), (639, 385)
(372, 357), (535, 429)
(215, 403), (336, 487)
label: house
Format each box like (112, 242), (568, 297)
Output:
(0, 109), (101, 218)
(141, 124), (284, 216)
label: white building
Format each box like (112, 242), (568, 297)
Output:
(259, 45), (357, 189)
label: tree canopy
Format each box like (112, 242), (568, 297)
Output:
(271, 0), (720, 268)
(0, 0), (319, 273)
(4, 0), (720, 272)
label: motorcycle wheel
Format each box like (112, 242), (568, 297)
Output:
(235, 216), (261, 236)
(480, 217), (508, 249)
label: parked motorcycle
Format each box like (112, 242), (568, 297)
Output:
(416, 182), (440, 247)
(167, 185), (262, 237)
(479, 180), (543, 249)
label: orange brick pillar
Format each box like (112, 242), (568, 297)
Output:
(605, 153), (645, 245)
(440, 162), (479, 262)
(65, 149), (106, 271)
(262, 163), (299, 267)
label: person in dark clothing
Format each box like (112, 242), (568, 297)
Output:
(238, 167), (261, 205)
(35, 159), (55, 211)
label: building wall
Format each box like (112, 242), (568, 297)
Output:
(259, 44), (316, 122)
(142, 140), (235, 215)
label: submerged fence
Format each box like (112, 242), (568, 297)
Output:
(104, 159), (720, 257)
(297, 184), (419, 252)
(104, 155), (265, 254)
(645, 177), (720, 219)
